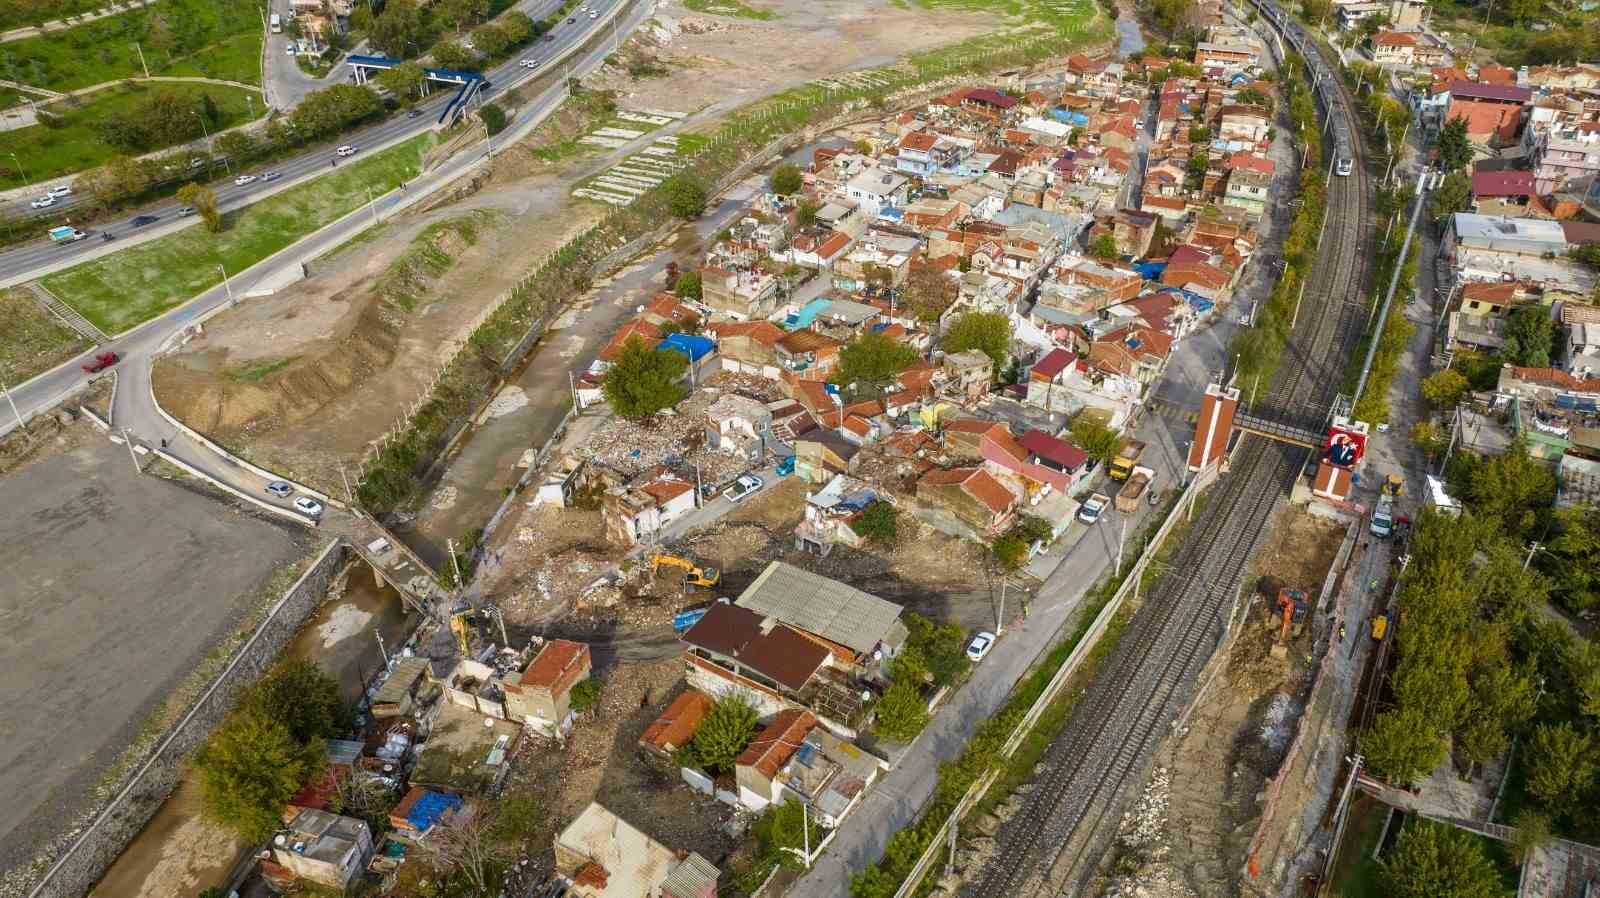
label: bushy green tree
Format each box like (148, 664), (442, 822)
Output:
(662, 173), (707, 219)
(1525, 722), (1596, 816)
(1544, 507), (1600, 615)
(941, 311), (1011, 376)
(569, 677), (602, 713)
(376, 61), (426, 104)
(194, 709), (324, 842)
(1421, 369), (1469, 408)
(600, 335), (688, 419)
(176, 183), (221, 233)
(991, 533), (1029, 572)
(1070, 415), (1124, 466)
(1363, 706), (1445, 784)
(903, 613), (969, 687)
(835, 332), (918, 398)
(1090, 232), (1119, 260)
(1378, 819), (1505, 898)
(770, 162), (802, 196)
(853, 500), (899, 546)
(1431, 171), (1471, 220)
(431, 40), (478, 71)
(1502, 306), (1554, 367)
(1436, 116), (1473, 173)
(673, 270), (702, 301)
(686, 693), (759, 774)
(874, 680), (928, 741)
(243, 660), (347, 745)
(751, 800), (823, 871)
(479, 102), (507, 135)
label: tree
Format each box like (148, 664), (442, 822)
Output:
(1421, 369), (1469, 409)
(1508, 809), (1553, 864)
(431, 40), (478, 72)
(242, 660), (346, 745)
(438, 0), (490, 31)
(600, 335), (687, 420)
(687, 693), (759, 774)
(1149, 0), (1192, 33)
(375, 61), (426, 104)
(903, 613), (969, 687)
(901, 265), (956, 324)
(1544, 506), (1600, 615)
(1436, 116), (1474, 173)
(1502, 305), (1554, 367)
(470, 21), (512, 57)
(673, 270), (702, 301)
(291, 84), (381, 139)
(367, 0), (427, 57)
(1378, 819), (1506, 898)
(420, 799), (520, 896)
(662, 173), (707, 219)
(1363, 706), (1446, 784)
(1524, 722), (1595, 816)
(991, 533), (1029, 572)
(835, 331), (918, 398)
(194, 709), (324, 842)
(853, 500), (899, 546)
(1090, 231), (1119, 261)
(796, 198), (820, 228)
(1464, 439), (1556, 532)
(1070, 415), (1124, 466)
(177, 183), (221, 233)
(770, 162), (802, 196)
(942, 311), (1011, 376)
(751, 800), (823, 872)
(874, 680), (928, 741)
(479, 102), (507, 135)
(1411, 421), (1448, 460)
(569, 677), (601, 713)
(1430, 170), (1471, 220)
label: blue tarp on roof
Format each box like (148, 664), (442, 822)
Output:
(1156, 286), (1215, 314)
(661, 333), (715, 362)
(406, 791), (463, 834)
(1050, 109), (1089, 126)
(1132, 261), (1166, 280)
(786, 297), (832, 330)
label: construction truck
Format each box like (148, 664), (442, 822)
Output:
(1269, 588), (1309, 660)
(1370, 612), (1389, 641)
(1114, 465), (1155, 512)
(1381, 474), (1405, 498)
(1109, 440), (1147, 481)
(650, 553), (720, 589)
(450, 610), (472, 655)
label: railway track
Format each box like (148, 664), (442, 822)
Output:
(961, 11), (1377, 898)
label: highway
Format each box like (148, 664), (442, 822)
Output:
(0, 0), (617, 286)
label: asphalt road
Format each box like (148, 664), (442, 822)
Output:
(0, 0), (620, 284)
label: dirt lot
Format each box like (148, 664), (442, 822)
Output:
(586, 0), (1002, 119)
(1103, 507), (1346, 898)
(0, 419), (310, 879)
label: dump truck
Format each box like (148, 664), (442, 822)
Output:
(1109, 440), (1147, 481)
(1370, 612), (1389, 641)
(49, 226), (88, 244)
(1114, 465), (1155, 512)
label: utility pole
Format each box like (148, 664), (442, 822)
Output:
(448, 537), (463, 588)
(376, 630), (389, 667)
(121, 428), (142, 472)
(366, 185), (380, 225)
(1, 381), (30, 443)
(996, 574), (1007, 635)
(1522, 541), (1541, 571)
(339, 462), (354, 503)
(1116, 516), (1127, 573)
(133, 41), (150, 78)
(8, 152), (29, 189)
(219, 263), (236, 305)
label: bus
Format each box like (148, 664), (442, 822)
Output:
(269, 12), (282, 32)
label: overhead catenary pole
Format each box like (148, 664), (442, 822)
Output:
(1, 381), (30, 443)
(218, 263), (236, 305)
(121, 428), (141, 472)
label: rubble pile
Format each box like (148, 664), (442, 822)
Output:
(1101, 768), (1202, 898)
(579, 387), (754, 487)
(1118, 766), (1171, 851)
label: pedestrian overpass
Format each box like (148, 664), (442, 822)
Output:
(347, 54), (489, 126)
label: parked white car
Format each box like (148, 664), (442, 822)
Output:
(30, 196), (55, 209)
(48, 184), (72, 197)
(293, 496), (324, 518)
(723, 474), (765, 503)
(1077, 493), (1110, 525)
(966, 631), (996, 663)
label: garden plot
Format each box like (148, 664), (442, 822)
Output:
(574, 135), (689, 206)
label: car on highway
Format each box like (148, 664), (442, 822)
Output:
(130, 214), (159, 227)
(407, 107), (423, 118)
(30, 196), (55, 209)
(1077, 492), (1111, 525)
(567, 16), (575, 22)
(261, 171), (281, 182)
(176, 205), (196, 217)
(234, 174), (257, 186)
(48, 185), (72, 198)
(723, 474), (765, 503)
(81, 351), (119, 374)
(519, 58), (538, 68)
(336, 144), (358, 157)
(190, 158), (206, 169)
(265, 481), (293, 498)
(293, 496), (324, 518)
(966, 631), (996, 663)
(589, 10), (598, 16)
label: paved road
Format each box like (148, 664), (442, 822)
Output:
(0, 0), (628, 277)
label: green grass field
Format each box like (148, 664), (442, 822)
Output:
(682, 0), (776, 19)
(0, 288), (88, 385)
(0, 0), (106, 31)
(2, 82), (262, 192)
(0, 0), (265, 93)
(42, 134), (434, 335)
(912, 0), (1098, 29)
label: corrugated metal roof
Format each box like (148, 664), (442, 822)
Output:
(733, 562), (902, 655)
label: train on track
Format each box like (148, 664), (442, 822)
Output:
(1251, 0), (1355, 175)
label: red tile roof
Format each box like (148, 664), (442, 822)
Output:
(712, 320), (786, 347)
(1449, 80), (1532, 103)
(1371, 31), (1416, 47)
(1031, 347), (1075, 379)
(920, 466), (1016, 514)
(639, 690), (714, 753)
(1018, 430), (1089, 470)
(641, 478), (694, 506)
(519, 640), (591, 695)
(1471, 169), (1535, 197)
(736, 710), (818, 780)
(900, 131), (938, 152)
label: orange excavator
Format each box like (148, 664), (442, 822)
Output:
(1270, 588), (1309, 659)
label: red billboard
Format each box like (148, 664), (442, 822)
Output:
(1322, 422), (1368, 470)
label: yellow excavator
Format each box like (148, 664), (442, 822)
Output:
(450, 610), (471, 655)
(650, 553), (720, 589)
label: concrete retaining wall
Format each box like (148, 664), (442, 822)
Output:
(28, 539), (347, 898)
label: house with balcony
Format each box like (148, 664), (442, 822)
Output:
(555, 803), (719, 898)
(269, 810), (373, 890)
(1223, 166), (1272, 217)
(1528, 126), (1600, 194)
(1368, 31), (1416, 67)
(701, 265), (780, 321)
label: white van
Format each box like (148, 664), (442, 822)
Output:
(269, 12), (282, 32)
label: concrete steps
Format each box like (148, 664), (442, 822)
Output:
(26, 282), (108, 344)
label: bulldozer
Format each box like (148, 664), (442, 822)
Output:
(650, 553), (720, 590)
(1381, 474), (1405, 498)
(1269, 588), (1309, 660)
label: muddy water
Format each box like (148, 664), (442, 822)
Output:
(88, 573), (412, 898)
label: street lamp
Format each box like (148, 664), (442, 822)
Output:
(8, 152), (29, 189)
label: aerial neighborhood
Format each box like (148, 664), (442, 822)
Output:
(2, 0), (1599, 897)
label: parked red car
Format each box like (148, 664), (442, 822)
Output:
(82, 351), (119, 374)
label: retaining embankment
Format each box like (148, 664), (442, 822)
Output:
(25, 540), (347, 898)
